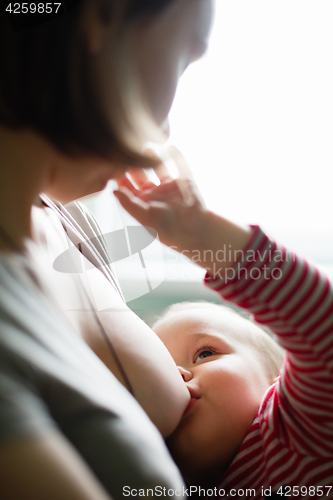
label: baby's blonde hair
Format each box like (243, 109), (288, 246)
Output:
(153, 301), (285, 381)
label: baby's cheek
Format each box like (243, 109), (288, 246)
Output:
(222, 378), (261, 433)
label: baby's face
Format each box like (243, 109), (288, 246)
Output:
(154, 308), (272, 486)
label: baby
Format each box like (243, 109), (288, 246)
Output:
(116, 160), (333, 496)
(153, 301), (284, 489)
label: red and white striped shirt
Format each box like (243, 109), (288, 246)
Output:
(205, 226), (333, 498)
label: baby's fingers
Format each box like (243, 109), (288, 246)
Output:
(126, 168), (156, 190)
(138, 148), (173, 186)
(167, 145), (195, 180)
(116, 173), (138, 192)
(114, 188), (150, 227)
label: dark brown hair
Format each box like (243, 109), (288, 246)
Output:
(0, 0), (175, 166)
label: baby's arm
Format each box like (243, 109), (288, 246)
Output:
(205, 226), (333, 456)
(115, 147), (333, 454)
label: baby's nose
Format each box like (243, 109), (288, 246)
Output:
(178, 366), (193, 382)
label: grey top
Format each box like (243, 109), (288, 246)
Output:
(0, 201), (184, 499)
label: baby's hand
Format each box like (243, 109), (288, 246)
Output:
(114, 146), (209, 255)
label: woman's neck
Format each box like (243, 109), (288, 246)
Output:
(0, 126), (52, 252)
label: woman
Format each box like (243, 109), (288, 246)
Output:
(0, 1), (214, 499)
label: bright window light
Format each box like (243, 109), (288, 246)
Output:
(169, 0), (333, 250)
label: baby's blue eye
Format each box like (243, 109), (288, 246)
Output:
(194, 347), (218, 362)
(197, 350), (213, 360)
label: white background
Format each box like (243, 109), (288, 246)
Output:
(168, 0), (333, 260)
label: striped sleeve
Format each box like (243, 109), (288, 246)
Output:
(205, 226), (333, 455)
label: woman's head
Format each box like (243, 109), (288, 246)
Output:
(0, 0), (214, 169)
